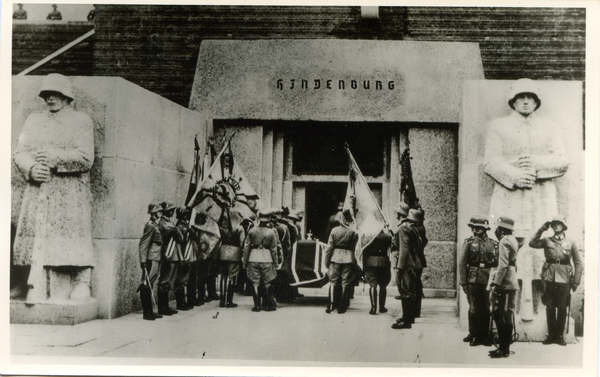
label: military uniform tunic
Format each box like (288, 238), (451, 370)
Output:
(363, 230), (392, 288)
(325, 224), (359, 288)
(243, 225), (278, 284)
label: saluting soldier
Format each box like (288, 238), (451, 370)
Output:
(391, 209), (427, 329)
(243, 210), (280, 312)
(157, 202), (184, 316)
(137, 203), (164, 321)
(324, 211), (359, 314)
(458, 216), (498, 346)
(488, 217), (520, 359)
(363, 229), (393, 315)
(529, 215), (583, 346)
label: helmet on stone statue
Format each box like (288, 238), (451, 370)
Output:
(39, 73), (74, 102)
(507, 78), (541, 111)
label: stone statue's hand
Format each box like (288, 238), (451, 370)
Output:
(35, 150), (57, 168)
(518, 155), (533, 169)
(515, 171), (536, 189)
(30, 163), (51, 182)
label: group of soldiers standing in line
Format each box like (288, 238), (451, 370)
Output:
(323, 201), (427, 330)
(459, 214), (583, 358)
(138, 202), (305, 320)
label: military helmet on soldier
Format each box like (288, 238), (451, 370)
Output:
(408, 209), (425, 224)
(550, 215), (568, 231)
(258, 210), (271, 223)
(147, 203), (162, 214)
(496, 216), (515, 231)
(395, 203), (410, 217)
(507, 78), (541, 111)
(39, 73), (74, 102)
(468, 216), (491, 230)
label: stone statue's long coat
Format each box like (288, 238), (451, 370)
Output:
(13, 107), (95, 266)
(483, 111), (569, 237)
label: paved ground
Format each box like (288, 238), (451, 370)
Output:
(9, 288), (585, 371)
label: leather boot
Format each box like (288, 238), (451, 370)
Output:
(158, 289), (178, 315)
(555, 307), (567, 345)
(543, 307), (556, 344)
(338, 287), (349, 314)
(264, 285), (276, 311)
(325, 284), (336, 313)
(464, 311), (475, 342)
(140, 285), (155, 320)
(175, 287), (190, 311)
(207, 274), (219, 301)
(251, 285), (261, 312)
(219, 277), (227, 308)
(197, 280), (206, 306)
(226, 278), (238, 308)
(369, 287), (377, 315)
(391, 300), (412, 329)
(379, 286), (388, 313)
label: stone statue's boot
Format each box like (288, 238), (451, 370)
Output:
(379, 287), (388, 313)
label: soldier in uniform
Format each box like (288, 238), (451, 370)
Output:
(137, 203), (164, 321)
(391, 209), (427, 329)
(46, 4), (62, 20)
(488, 217), (520, 358)
(458, 216), (498, 346)
(173, 207), (194, 311)
(411, 209), (427, 319)
(217, 210), (245, 308)
(363, 229), (393, 315)
(324, 211), (359, 314)
(326, 202), (344, 239)
(529, 215), (583, 346)
(243, 210), (280, 312)
(157, 202), (183, 316)
(13, 4), (27, 19)
(392, 203), (410, 301)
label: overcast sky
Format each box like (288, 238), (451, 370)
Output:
(11, 3), (95, 22)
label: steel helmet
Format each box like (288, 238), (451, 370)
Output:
(468, 216), (491, 230)
(507, 78), (541, 111)
(496, 216), (515, 231)
(147, 203), (162, 214)
(394, 203), (410, 217)
(550, 215), (568, 231)
(39, 73), (74, 102)
(408, 209), (425, 224)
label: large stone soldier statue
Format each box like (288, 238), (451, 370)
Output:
(483, 78), (569, 321)
(458, 216), (498, 346)
(529, 215), (583, 346)
(13, 73), (95, 303)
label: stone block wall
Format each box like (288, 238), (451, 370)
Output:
(11, 76), (207, 319)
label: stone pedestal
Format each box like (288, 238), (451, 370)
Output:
(10, 299), (98, 326)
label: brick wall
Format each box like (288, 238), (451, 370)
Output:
(12, 22), (95, 76)
(12, 6), (585, 107)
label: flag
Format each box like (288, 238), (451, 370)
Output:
(400, 147), (420, 209)
(344, 145), (389, 266)
(185, 135), (202, 206)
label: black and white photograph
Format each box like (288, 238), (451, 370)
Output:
(2, 1), (599, 376)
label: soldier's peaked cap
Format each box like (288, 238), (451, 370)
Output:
(147, 203), (162, 214)
(496, 216), (515, 231)
(160, 201), (176, 211)
(508, 78), (541, 111)
(408, 209), (425, 224)
(551, 215), (568, 231)
(39, 73), (74, 102)
(258, 210), (271, 222)
(468, 216), (490, 230)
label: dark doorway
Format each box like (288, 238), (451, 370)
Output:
(304, 181), (382, 243)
